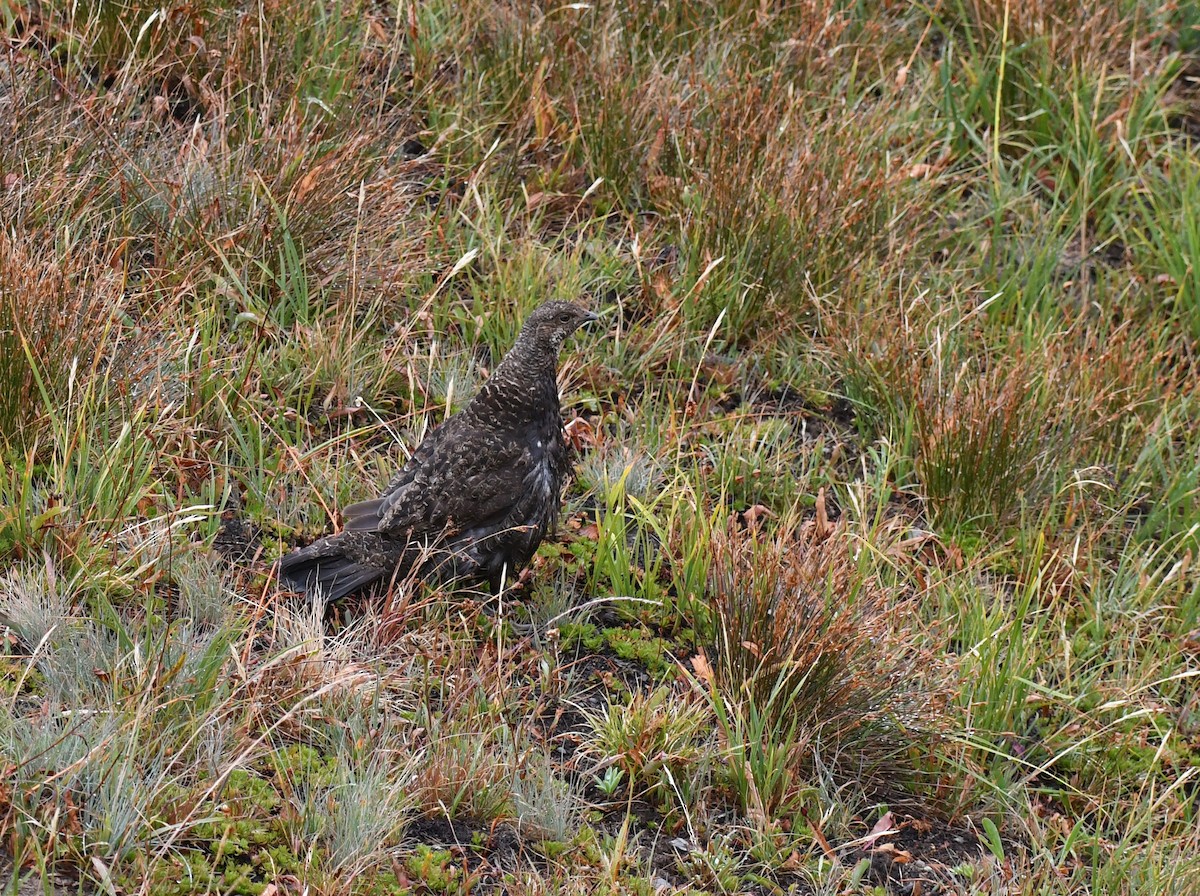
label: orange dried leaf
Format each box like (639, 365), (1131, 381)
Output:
(690, 651), (713, 687)
(815, 487), (833, 539)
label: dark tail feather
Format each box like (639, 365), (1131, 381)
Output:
(278, 546), (385, 602)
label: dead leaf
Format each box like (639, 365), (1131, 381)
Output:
(871, 843), (912, 863)
(690, 651), (713, 687)
(564, 416), (597, 452)
(741, 503), (773, 528)
(646, 122), (667, 173)
(861, 811), (896, 851)
(908, 816), (934, 835)
(799, 806), (838, 861)
(907, 163), (936, 179)
(779, 850), (804, 870)
(294, 165), (322, 202)
(945, 540), (964, 570)
(815, 487), (833, 539)
(63, 790), (82, 834)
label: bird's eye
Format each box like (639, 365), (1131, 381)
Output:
(559, 312), (572, 322)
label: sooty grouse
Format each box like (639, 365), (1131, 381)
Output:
(278, 301), (597, 601)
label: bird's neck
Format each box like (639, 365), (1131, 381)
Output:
(467, 337), (560, 427)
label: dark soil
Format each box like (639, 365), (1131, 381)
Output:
(845, 815), (994, 895)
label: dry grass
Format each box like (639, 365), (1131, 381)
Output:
(707, 515), (911, 738)
(0, 232), (124, 447)
(702, 511), (948, 831)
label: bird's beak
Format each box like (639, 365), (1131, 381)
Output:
(583, 310), (600, 325)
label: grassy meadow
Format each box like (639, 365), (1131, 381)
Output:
(1, 0), (1199, 893)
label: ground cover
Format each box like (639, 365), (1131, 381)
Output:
(1, 1), (1198, 893)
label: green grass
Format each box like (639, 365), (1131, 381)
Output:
(1, 0), (1198, 893)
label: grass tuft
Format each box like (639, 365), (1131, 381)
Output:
(703, 512), (935, 828)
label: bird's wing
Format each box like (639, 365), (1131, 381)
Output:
(341, 416), (544, 538)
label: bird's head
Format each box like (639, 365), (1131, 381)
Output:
(520, 301), (599, 353)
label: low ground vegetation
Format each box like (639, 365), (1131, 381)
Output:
(1, 1), (1198, 893)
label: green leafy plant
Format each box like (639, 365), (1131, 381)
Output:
(580, 685), (711, 806)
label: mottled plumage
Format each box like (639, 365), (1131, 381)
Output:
(278, 301), (597, 601)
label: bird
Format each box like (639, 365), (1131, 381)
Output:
(278, 300), (598, 601)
